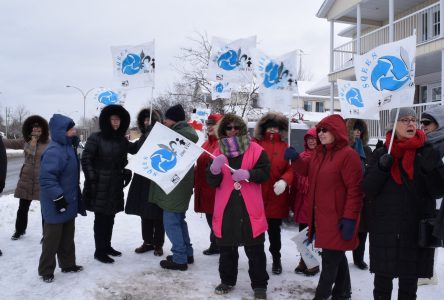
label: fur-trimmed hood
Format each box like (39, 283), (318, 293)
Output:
(22, 115), (49, 143)
(346, 118), (369, 146)
(99, 105), (130, 138)
(216, 113), (247, 139)
(253, 112), (288, 141)
(136, 108), (162, 134)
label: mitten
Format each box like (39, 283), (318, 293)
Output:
(232, 169), (250, 182)
(273, 179), (287, 196)
(54, 195), (68, 213)
(378, 153), (393, 172)
(284, 147), (300, 161)
(123, 169), (132, 187)
(338, 218), (356, 241)
(210, 154), (226, 175)
(418, 146), (442, 173)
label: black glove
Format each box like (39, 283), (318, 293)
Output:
(284, 147), (300, 161)
(375, 140), (384, 150)
(378, 153), (393, 172)
(418, 146), (442, 173)
(123, 169), (132, 187)
(54, 195), (68, 213)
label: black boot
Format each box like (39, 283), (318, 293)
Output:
(272, 258), (282, 275)
(106, 247), (122, 257)
(94, 252), (115, 264)
(160, 259), (187, 271)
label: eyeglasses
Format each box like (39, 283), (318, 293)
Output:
(205, 122), (216, 126)
(420, 120), (433, 126)
(398, 118), (416, 125)
(226, 125), (240, 131)
(316, 127), (328, 134)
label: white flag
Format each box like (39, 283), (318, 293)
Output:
(111, 41), (155, 89)
(127, 123), (203, 194)
(208, 36), (256, 83)
(254, 50), (299, 113)
(353, 35), (416, 110)
(211, 80), (232, 100)
(337, 79), (379, 120)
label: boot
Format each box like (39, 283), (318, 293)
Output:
(160, 259), (187, 271)
(135, 243), (154, 254)
(272, 259), (282, 275)
(106, 247), (122, 257)
(153, 245), (163, 256)
(295, 258), (307, 274)
(354, 260), (368, 270)
(166, 254), (194, 264)
(303, 265), (320, 276)
(214, 283), (234, 295)
(254, 288), (267, 300)
(203, 245), (220, 255)
(94, 252), (115, 264)
(61, 265), (84, 273)
(11, 231), (25, 240)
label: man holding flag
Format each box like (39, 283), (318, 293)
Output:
(147, 104), (199, 271)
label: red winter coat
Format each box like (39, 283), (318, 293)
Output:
(290, 128), (317, 224)
(256, 132), (293, 219)
(194, 134), (219, 213)
(293, 115), (363, 251)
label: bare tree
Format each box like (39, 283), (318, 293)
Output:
(14, 105), (30, 126)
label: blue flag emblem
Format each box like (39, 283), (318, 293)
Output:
(345, 88), (364, 108)
(371, 55), (410, 91)
(122, 53), (142, 75)
(150, 143), (177, 173)
(98, 91), (119, 105)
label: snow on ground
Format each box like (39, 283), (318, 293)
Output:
(0, 180), (443, 299)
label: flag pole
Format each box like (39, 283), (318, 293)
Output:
(387, 107), (399, 154)
(149, 86), (154, 124)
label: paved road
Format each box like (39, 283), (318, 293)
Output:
(2, 156), (23, 195)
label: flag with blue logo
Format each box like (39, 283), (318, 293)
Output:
(253, 50), (299, 112)
(337, 79), (379, 120)
(211, 80), (232, 100)
(111, 41), (155, 89)
(353, 35), (416, 110)
(94, 88), (126, 112)
(127, 123), (203, 194)
(207, 36), (256, 84)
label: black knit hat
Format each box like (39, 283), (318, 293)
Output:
(165, 104), (185, 122)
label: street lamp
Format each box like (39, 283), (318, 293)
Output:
(65, 85), (103, 125)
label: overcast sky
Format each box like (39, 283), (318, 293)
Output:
(0, 0), (348, 125)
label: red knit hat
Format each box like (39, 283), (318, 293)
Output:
(206, 113), (223, 125)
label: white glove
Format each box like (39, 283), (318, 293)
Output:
(273, 179), (287, 196)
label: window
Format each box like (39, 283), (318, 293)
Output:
(304, 101), (312, 111)
(419, 83), (441, 103)
(420, 6), (440, 42)
(315, 102), (324, 112)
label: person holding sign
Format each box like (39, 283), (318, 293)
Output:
(363, 108), (444, 299)
(207, 113), (270, 300)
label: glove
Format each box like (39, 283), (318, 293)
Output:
(375, 139), (384, 150)
(338, 218), (356, 241)
(123, 169), (132, 187)
(418, 146), (442, 173)
(378, 153), (393, 172)
(232, 169), (250, 182)
(273, 179), (287, 196)
(284, 147), (299, 161)
(210, 154), (226, 175)
(54, 195), (68, 213)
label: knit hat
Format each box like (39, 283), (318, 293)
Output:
(165, 104), (185, 122)
(206, 113), (223, 125)
(387, 107), (416, 131)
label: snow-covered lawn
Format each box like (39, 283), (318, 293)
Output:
(0, 185), (443, 299)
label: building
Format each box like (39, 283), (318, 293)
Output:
(310, 0), (444, 137)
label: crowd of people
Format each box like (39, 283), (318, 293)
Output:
(1, 103), (444, 300)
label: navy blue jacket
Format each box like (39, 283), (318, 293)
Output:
(40, 114), (80, 224)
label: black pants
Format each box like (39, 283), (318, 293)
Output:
(38, 219), (76, 276)
(314, 249), (351, 300)
(141, 218), (165, 246)
(15, 198), (44, 234)
(353, 232), (367, 263)
(266, 218), (282, 261)
(219, 244), (269, 290)
(373, 274), (418, 300)
(205, 213), (218, 250)
(94, 212), (115, 254)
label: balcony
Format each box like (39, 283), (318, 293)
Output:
(333, 2), (441, 73)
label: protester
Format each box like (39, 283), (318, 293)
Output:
(253, 112), (292, 275)
(285, 114), (363, 300)
(148, 104), (198, 271)
(417, 106), (444, 285)
(38, 114), (85, 283)
(289, 127), (320, 276)
(0, 135), (6, 256)
(363, 108), (443, 299)
(125, 108), (165, 256)
(207, 113), (270, 300)
(346, 118), (374, 270)
(82, 105), (132, 264)
(194, 113), (223, 256)
(3, 115), (50, 241)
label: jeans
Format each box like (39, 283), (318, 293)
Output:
(163, 210), (193, 264)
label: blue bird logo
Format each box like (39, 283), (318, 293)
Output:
(371, 55), (410, 91)
(150, 142), (177, 173)
(345, 88), (364, 108)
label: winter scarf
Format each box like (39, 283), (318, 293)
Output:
(353, 138), (366, 172)
(219, 135), (250, 158)
(385, 130), (426, 185)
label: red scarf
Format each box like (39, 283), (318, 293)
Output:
(385, 130), (426, 185)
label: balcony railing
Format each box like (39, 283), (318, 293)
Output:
(333, 2), (441, 72)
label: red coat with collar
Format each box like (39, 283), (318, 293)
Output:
(194, 134), (219, 213)
(293, 115), (363, 251)
(255, 132), (293, 219)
